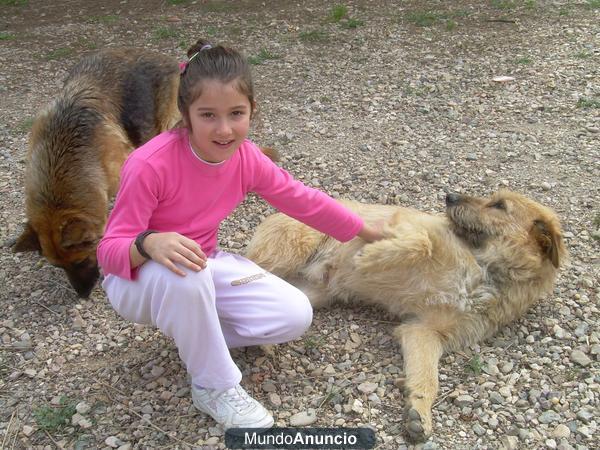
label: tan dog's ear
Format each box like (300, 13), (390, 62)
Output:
(13, 222), (41, 253)
(61, 218), (99, 249)
(260, 147), (280, 162)
(531, 219), (563, 269)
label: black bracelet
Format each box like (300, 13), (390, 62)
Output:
(135, 230), (158, 260)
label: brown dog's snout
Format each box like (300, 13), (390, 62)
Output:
(445, 192), (462, 206)
(65, 260), (100, 298)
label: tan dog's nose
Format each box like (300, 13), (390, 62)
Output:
(445, 192), (462, 206)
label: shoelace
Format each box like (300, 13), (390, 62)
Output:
(221, 385), (254, 413)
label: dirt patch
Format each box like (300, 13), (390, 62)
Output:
(0, 1), (598, 449)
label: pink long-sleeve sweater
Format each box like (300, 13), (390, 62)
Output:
(97, 129), (364, 280)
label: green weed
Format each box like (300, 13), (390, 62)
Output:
(167, 0), (189, 4)
(340, 18), (364, 29)
(329, 4), (348, 22)
(318, 387), (341, 409)
(575, 51), (592, 59)
(577, 97), (600, 109)
(0, 0), (28, 5)
(585, 0), (600, 9)
(33, 397), (77, 432)
(17, 117), (34, 133)
(446, 19), (457, 31)
(304, 335), (326, 349)
(407, 11), (440, 27)
(154, 26), (178, 40)
(516, 57), (532, 64)
(248, 49), (280, 65)
(87, 14), (119, 24)
(0, 32), (15, 40)
(299, 30), (329, 43)
(46, 47), (73, 60)
(202, 1), (239, 13)
(491, 0), (517, 9)
(466, 355), (483, 375)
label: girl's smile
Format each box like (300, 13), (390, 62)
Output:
(186, 79), (252, 163)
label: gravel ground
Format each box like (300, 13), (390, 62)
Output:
(0, 1), (598, 449)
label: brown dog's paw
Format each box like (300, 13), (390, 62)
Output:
(404, 406), (432, 442)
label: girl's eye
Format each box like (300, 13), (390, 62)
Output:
(200, 112), (214, 118)
(231, 110), (244, 116)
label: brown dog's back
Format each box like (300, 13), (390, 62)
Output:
(14, 48), (180, 297)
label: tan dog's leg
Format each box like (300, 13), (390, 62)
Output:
(395, 322), (443, 442)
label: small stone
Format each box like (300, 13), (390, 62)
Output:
(539, 410), (561, 424)
(500, 435), (519, 450)
(357, 382), (378, 395)
(71, 413), (84, 426)
(205, 437), (220, 445)
(323, 364), (336, 375)
(546, 439), (557, 449)
(141, 405), (153, 415)
(570, 350), (591, 367)
(576, 409), (593, 424)
(489, 417), (499, 429)
(454, 395), (474, 407)
(351, 398), (364, 414)
(75, 401), (91, 415)
(78, 418), (93, 429)
(268, 393), (282, 407)
(473, 423), (486, 436)
(541, 182), (552, 191)
(150, 366), (165, 377)
(105, 436), (123, 448)
(262, 381), (277, 393)
(208, 426), (223, 437)
(289, 410), (317, 426)
(22, 425), (35, 436)
(490, 392), (504, 404)
(552, 424), (571, 439)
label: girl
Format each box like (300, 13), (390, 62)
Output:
(97, 39), (383, 431)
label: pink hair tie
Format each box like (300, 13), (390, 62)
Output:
(178, 61), (187, 74)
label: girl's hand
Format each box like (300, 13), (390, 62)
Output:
(140, 232), (207, 276)
(357, 222), (385, 243)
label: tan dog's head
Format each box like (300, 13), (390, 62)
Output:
(445, 190), (566, 271)
(14, 210), (103, 298)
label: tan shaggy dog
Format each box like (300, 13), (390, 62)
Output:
(246, 190), (566, 442)
(13, 48), (180, 298)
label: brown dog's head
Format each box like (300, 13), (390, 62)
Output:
(445, 190), (567, 272)
(14, 211), (103, 298)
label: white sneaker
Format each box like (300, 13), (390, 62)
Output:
(192, 384), (274, 430)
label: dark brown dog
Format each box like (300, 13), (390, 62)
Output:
(14, 48), (180, 297)
(247, 190), (566, 441)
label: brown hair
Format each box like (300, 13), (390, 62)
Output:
(178, 39), (255, 129)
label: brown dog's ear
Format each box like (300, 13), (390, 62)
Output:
(13, 222), (41, 253)
(531, 219), (563, 269)
(61, 218), (99, 249)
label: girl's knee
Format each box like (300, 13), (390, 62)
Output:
(285, 290), (313, 338)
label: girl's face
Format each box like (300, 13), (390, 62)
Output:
(186, 79), (252, 163)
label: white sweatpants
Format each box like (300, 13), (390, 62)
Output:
(102, 250), (312, 390)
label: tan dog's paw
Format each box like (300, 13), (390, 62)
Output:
(404, 405), (432, 442)
(260, 344), (276, 357)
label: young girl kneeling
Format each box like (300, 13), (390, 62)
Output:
(97, 39), (382, 431)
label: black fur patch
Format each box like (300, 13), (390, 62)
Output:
(120, 61), (174, 146)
